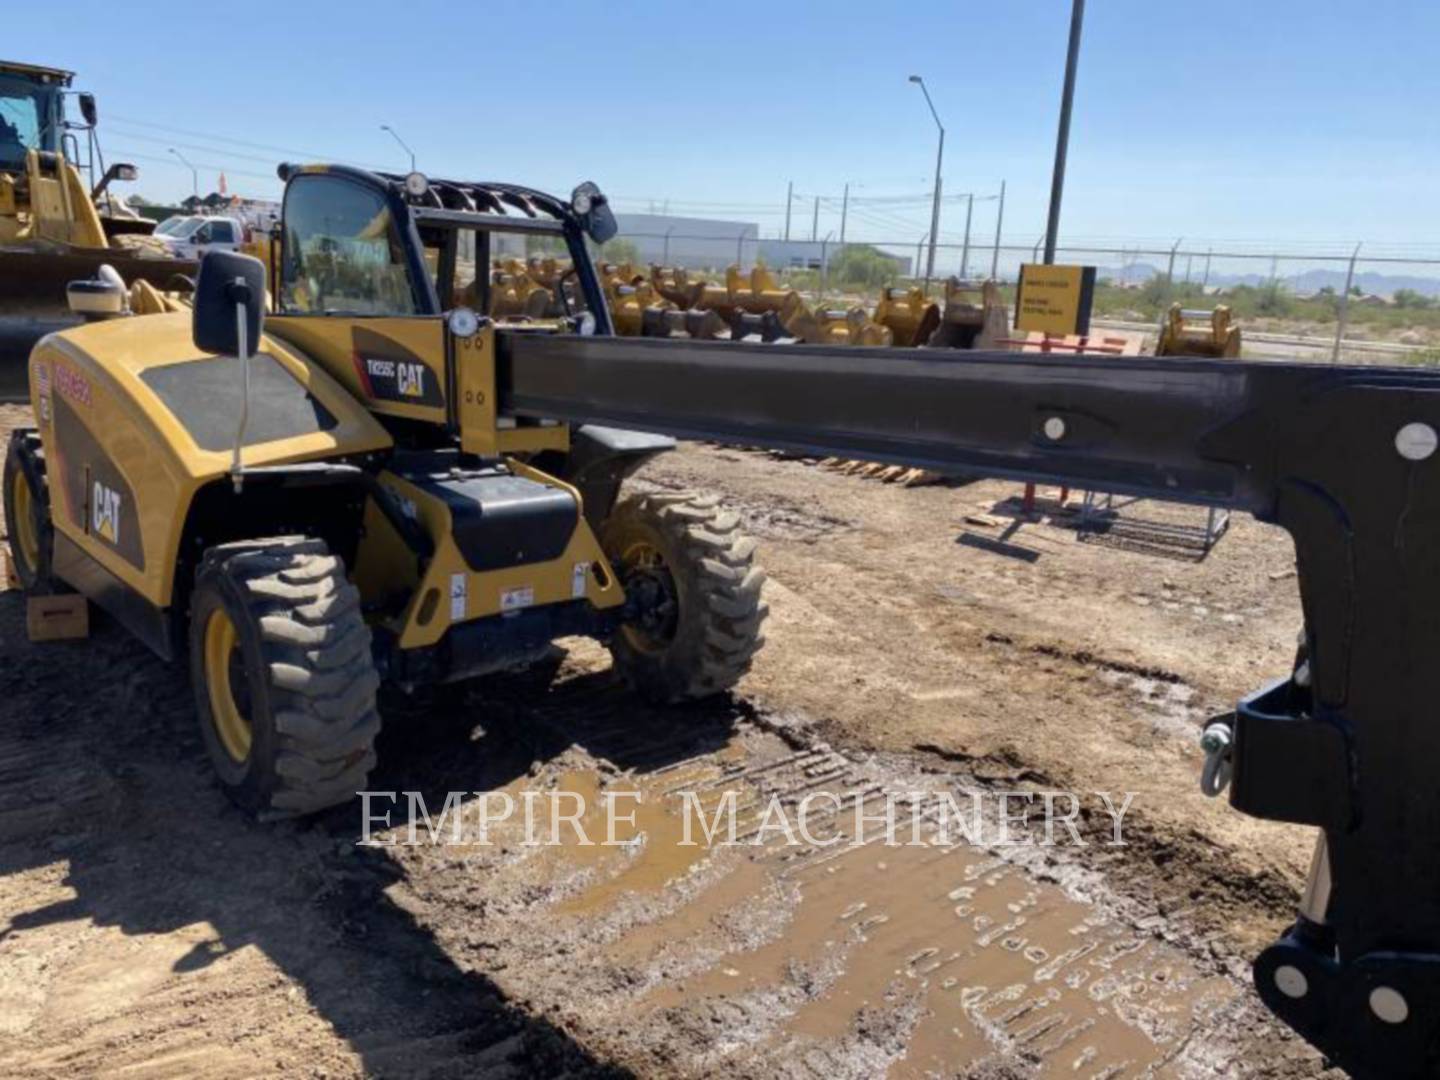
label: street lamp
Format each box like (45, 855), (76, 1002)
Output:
(168, 147), (197, 199)
(908, 75), (944, 285)
(380, 124), (416, 172)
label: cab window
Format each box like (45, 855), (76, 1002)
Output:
(0, 79), (44, 169)
(280, 175), (418, 316)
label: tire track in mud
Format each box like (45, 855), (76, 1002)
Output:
(371, 662), (1332, 1078)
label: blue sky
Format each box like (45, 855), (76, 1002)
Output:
(12, 1), (1439, 252)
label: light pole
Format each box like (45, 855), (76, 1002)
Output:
(908, 75), (944, 284)
(1042, 0), (1086, 264)
(168, 148), (197, 199)
(990, 179), (1006, 280)
(380, 124), (416, 172)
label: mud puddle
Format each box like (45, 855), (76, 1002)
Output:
(378, 713), (1249, 1077)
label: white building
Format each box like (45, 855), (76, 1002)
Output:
(612, 214), (759, 269)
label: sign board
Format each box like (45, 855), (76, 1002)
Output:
(1014, 264), (1096, 336)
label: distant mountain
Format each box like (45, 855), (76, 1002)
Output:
(1096, 262), (1440, 298)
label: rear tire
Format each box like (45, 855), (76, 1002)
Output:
(3, 430), (54, 591)
(601, 492), (768, 703)
(189, 536), (380, 817)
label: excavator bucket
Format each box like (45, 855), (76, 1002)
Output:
(729, 310), (795, 343)
(1155, 302), (1242, 358)
(872, 285), (941, 347)
(928, 277), (1008, 349)
(641, 306), (731, 340)
(786, 305), (893, 347)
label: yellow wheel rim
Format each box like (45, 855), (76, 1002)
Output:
(12, 473), (40, 571)
(203, 608), (252, 762)
(620, 539), (676, 655)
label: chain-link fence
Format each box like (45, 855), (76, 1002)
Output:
(599, 227), (1440, 365)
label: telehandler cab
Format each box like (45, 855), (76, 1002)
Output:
(8, 162), (1440, 1078)
(5, 163), (768, 815)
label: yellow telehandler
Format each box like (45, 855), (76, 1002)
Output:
(5, 162), (1440, 1078)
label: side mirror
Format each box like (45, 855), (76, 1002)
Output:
(78, 93), (98, 127)
(192, 250), (265, 357)
(114, 163), (138, 182)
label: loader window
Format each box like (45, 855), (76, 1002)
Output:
(280, 174), (419, 316)
(0, 79), (46, 170)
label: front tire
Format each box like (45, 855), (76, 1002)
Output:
(3, 430), (54, 591)
(189, 536), (380, 817)
(602, 492), (768, 703)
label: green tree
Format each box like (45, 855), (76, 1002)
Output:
(601, 238), (641, 265)
(1393, 288), (1434, 310)
(826, 244), (898, 289)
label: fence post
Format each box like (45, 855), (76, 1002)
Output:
(1032, 235), (1044, 263)
(663, 227), (672, 266)
(1165, 237), (1182, 302)
(960, 193), (974, 279)
(1333, 242), (1362, 363)
(736, 230), (745, 268)
(990, 180), (1006, 280)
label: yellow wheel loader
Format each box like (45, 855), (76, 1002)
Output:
(1, 60), (197, 398)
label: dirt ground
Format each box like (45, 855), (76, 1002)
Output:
(0, 401), (1341, 1078)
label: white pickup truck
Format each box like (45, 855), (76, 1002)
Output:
(152, 215), (246, 260)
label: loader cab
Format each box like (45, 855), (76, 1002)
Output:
(0, 62), (68, 173)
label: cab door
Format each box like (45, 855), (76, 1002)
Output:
(263, 170), (450, 427)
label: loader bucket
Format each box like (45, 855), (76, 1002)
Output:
(0, 245), (198, 401)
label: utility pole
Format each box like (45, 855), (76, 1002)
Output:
(908, 75), (945, 283)
(1042, 0), (1085, 264)
(784, 181), (793, 241)
(990, 179), (1006, 280)
(811, 195), (819, 242)
(380, 124), (416, 172)
(960, 192), (974, 278)
(839, 183), (849, 243)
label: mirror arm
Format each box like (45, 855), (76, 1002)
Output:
(229, 279), (252, 493)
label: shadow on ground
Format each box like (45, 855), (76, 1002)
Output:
(0, 587), (747, 1076)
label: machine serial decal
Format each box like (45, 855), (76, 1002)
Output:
(449, 573), (467, 621)
(501, 585), (535, 612)
(361, 357), (427, 399)
(348, 328), (445, 408)
(571, 562), (590, 599)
